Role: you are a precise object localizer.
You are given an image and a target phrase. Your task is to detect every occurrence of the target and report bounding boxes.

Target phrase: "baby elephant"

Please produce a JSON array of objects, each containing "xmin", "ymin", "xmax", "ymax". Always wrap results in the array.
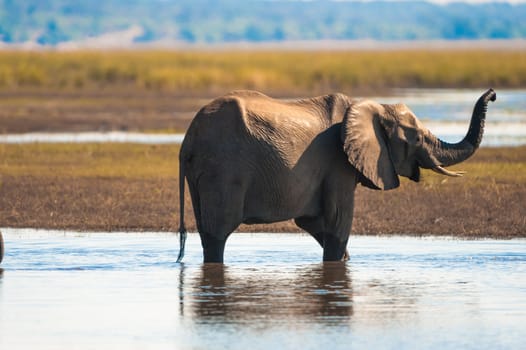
[{"xmin": 177, "ymin": 89, "xmax": 496, "ymax": 263}]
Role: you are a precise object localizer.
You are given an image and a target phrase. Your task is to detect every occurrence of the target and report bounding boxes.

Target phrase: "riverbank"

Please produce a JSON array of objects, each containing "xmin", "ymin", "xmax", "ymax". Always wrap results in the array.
[
  {"xmin": 0, "ymin": 143, "xmax": 524, "ymax": 238},
  {"xmin": 0, "ymin": 58, "xmax": 524, "ymax": 238},
  {"xmin": 2, "ymin": 88, "xmax": 526, "ymax": 147}
]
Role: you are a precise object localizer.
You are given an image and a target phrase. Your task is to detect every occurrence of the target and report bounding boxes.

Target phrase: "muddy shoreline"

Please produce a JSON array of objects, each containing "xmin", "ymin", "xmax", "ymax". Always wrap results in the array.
[
  {"xmin": 1, "ymin": 146, "xmax": 524, "ymax": 238},
  {"xmin": 1, "ymin": 175, "xmax": 524, "ymax": 238}
]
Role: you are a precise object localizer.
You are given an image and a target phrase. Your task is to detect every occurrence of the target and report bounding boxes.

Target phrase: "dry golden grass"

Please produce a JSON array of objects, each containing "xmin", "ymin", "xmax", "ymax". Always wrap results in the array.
[
  {"xmin": 0, "ymin": 143, "xmax": 180, "ymax": 178},
  {"xmin": 0, "ymin": 50, "xmax": 525, "ymax": 94}
]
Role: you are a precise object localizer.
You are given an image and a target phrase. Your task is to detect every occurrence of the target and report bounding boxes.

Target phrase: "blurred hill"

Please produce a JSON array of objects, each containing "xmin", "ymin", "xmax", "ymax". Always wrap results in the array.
[{"xmin": 1, "ymin": 0, "xmax": 525, "ymax": 47}]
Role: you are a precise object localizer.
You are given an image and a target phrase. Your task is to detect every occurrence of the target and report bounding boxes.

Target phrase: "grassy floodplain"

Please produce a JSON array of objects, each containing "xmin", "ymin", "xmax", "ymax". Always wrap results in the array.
[
  {"xmin": 0, "ymin": 49, "xmax": 525, "ymax": 237},
  {"xmin": 0, "ymin": 50, "xmax": 525, "ymax": 94},
  {"xmin": 0, "ymin": 143, "xmax": 524, "ymax": 237},
  {"xmin": 0, "ymin": 143, "xmax": 181, "ymax": 231}
]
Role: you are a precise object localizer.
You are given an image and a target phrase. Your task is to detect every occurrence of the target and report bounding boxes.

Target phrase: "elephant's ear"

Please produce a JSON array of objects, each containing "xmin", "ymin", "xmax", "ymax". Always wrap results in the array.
[{"xmin": 341, "ymin": 100, "xmax": 399, "ymax": 190}]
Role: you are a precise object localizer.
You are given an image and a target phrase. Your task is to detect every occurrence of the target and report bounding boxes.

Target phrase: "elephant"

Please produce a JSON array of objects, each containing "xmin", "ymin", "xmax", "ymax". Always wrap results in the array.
[{"xmin": 177, "ymin": 88, "xmax": 496, "ymax": 263}]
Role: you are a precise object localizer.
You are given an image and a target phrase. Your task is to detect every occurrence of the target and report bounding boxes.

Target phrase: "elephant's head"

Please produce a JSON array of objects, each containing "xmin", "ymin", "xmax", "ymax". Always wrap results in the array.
[{"xmin": 342, "ymin": 89, "xmax": 496, "ymax": 190}]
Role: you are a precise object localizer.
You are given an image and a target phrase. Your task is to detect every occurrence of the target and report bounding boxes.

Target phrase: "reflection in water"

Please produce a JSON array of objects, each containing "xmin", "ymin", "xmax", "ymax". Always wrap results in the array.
[
  {"xmin": 0, "ymin": 231, "xmax": 525, "ymax": 349},
  {"xmin": 178, "ymin": 263, "xmax": 186, "ymax": 317},
  {"xmin": 186, "ymin": 262, "xmax": 353, "ymax": 326}
]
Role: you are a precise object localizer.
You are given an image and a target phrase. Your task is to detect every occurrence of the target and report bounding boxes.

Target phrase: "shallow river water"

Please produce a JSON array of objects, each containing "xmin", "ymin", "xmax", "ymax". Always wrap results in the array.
[
  {"xmin": 0, "ymin": 229, "xmax": 525, "ymax": 350},
  {"xmin": 1, "ymin": 89, "xmax": 525, "ymax": 147}
]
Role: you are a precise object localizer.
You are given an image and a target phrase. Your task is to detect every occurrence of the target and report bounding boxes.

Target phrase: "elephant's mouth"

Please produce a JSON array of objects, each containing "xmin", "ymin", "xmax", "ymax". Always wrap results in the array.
[{"xmin": 417, "ymin": 149, "xmax": 467, "ymax": 178}]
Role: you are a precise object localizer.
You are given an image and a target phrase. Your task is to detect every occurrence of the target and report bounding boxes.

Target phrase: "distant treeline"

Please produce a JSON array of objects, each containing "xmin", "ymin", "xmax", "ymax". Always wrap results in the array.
[
  {"xmin": 1, "ymin": 0, "xmax": 526, "ymax": 45},
  {"xmin": 0, "ymin": 50, "xmax": 524, "ymax": 93}
]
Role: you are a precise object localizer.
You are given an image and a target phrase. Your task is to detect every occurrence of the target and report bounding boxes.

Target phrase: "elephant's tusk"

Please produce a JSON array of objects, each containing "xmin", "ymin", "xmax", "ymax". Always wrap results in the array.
[{"xmin": 432, "ymin": 166, "xmax": 466, "ymax": 177}]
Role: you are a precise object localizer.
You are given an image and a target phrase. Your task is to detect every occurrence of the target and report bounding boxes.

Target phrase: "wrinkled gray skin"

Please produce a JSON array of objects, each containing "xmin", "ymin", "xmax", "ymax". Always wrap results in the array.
[{"xmin": 178, "ymin": 89, "xmax": 496, "ymax": 263}]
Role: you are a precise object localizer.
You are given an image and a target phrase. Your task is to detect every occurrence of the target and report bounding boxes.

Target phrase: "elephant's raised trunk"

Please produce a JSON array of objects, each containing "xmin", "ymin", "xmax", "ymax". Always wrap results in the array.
[{"xmin": 425, "ymin": 89, "xmax": 496, "ymax": 172}]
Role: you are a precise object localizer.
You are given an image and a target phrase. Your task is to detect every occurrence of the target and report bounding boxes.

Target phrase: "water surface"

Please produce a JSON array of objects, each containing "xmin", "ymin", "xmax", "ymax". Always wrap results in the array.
[
  {"xmin": 1, "ymin": 229, "xmax": 525, "ymax": 349},
  {"xmin": 1, "ymin": 89, "xmax": 524, "ymax": 146}
]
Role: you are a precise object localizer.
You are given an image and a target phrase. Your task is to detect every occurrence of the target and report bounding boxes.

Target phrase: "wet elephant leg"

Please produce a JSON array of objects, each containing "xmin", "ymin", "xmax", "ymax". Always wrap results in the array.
[
  {"xmin": 195, "ymin": 173, "xmax": 246, "ymax": 263},
  {"xmin": 295, "ymin": 216, "xmax": 350, "ymax": 261},
  {"xmin": 322, "ymin": 234, "xmax": 349, "ymax": 261},
  {"xmin": 200, "ymin": 232, "xmax": 228, "ymax": 263},
  {"xmin": 294, "ymin": 216, "xmax": 325, "ymax": 248},
  {"xmin": 319, "ymin": 171, "xmax": 356, "ymax": 262}
]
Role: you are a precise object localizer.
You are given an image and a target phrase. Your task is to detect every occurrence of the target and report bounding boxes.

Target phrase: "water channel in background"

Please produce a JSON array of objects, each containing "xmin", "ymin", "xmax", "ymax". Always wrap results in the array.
[
  {"xmin": 0, "ymin": 229, "xmax": 525, "ymax": 349},
  {"xmin": 1, "ymin": 89, "xmax": 525, "ymax": 147}
]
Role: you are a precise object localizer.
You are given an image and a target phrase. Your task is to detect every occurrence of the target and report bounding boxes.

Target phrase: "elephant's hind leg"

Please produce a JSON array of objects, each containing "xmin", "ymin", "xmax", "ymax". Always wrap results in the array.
[
  {"xmin": 195, "ymin": 174, "xmax": 245, "ymax": 263},
  {"xmin": 198, "ymin": 207, "xmax": 242, "ymax": 263},
  {"xmin": 199, "ymin": 232, "xmax": 228, "ymax": 263}
]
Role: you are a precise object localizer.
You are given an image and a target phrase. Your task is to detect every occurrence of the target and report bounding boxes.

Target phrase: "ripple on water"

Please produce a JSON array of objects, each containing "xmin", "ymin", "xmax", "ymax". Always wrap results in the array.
[{"xmin": 0, "ymin": 229, "xmax": 525, "ymax": 350}]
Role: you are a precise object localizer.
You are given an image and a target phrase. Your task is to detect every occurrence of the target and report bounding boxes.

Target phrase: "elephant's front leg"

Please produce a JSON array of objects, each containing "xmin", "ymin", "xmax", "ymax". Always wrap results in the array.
[
  {"xmin": 295, "ymin": 216, "xmax": 350, "ymax": 261},
  {"xmin": 319, "ymin": 173, "xmax": 356, "ymax": 261},
  {"xmin": 321, "ymin": 211, "xmax": 353, "ymax": 261},
  {"xmin": 322, "ymin": 234, "xmax": 350, "ymax": 261}
]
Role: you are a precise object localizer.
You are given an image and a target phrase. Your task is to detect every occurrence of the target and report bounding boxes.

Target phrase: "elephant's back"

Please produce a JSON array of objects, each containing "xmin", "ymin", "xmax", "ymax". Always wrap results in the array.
[
  {"xmin": 182, "ymin": 93, "xmax": 250, "ymax": 148},
  {"xmin": 181, "ymin": 91, "xmax": 334, "ymax": 167},
  {"xmin": 180, "ymin": 93, "xmax": 257, "ymax": 173}
]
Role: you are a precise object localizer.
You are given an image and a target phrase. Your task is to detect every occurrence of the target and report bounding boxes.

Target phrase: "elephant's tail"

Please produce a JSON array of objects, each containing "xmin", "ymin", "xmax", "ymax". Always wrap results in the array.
[{"xmin": 176, "ymin": 156, "xmax": 187, "ymax": 263}]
